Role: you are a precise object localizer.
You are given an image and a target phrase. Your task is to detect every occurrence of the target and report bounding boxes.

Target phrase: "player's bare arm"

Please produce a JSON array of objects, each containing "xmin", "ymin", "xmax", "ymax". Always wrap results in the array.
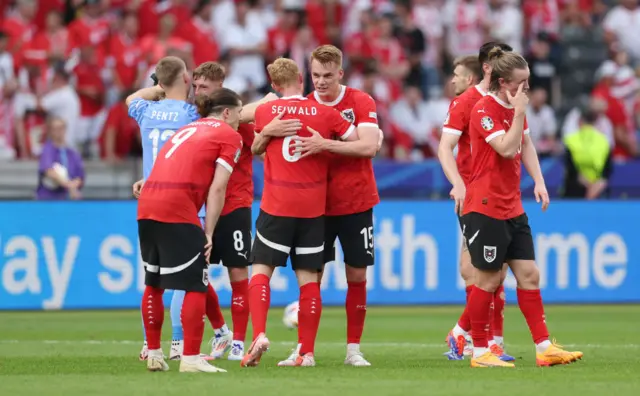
[
  {"xmin": 522, "ymin": 134, "xmax": 550, "ymax": 211},
  {"xmin": 239, "ymin": 92, "xmax": 279, "ymax": 123},
  {"xmin": 487, "ymin": 83, "xmax": 528, "ymax": 158},
  {"xmin": 251, "ymin": 112, "xmax": 301, "ymax": 155},
  {"xmin": 132, "ymin": 179, "xmax": 144, "ymax": 199},
  {"xmin": 294, "ymin": 125, "xmax": 377, "ymax": 158},
  {"xmin": 203, "ymin": 164, "xmax": 233, "ymax": 262},
  {"xmin": 438, "ymin": 133, "xmax": 466, "ymax": 214},
  {"xmin": 125, "ymin": 86, "xmax": 164, "ymax": 107}
]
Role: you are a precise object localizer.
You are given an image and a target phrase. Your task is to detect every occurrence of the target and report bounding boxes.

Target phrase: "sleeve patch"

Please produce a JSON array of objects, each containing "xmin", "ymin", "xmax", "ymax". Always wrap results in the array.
[{"xmin": 480, "ymin": 116, "xmax": 494, "ymax": 131}]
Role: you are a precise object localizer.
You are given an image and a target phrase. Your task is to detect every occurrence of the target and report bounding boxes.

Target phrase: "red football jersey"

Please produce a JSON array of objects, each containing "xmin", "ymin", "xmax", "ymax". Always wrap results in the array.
[
  {"xmin": 138, "ymin": 119, "xmax": 243, "ymax": 227},
  {"xmin": 463, "ymin": 94, "xmax": 530, "ymax": 220},
  {"xmin": 221, "ymin": 123, "xmax": 255, "ymax": 216},
  {"xmin": 308, "ymin": 85, "xmax": 380, "ymax": 216},
  {"xmin": 255, "ymin": 95, "xmax": 355, "ymax": 218},
  {"xmin": 442, "ymin": 84, "xmax": 487, "ymax": 185}
]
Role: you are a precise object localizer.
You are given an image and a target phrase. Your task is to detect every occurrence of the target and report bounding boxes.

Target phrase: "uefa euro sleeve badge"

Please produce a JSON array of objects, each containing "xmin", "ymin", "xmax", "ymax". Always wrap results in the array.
[{"xmin": 481, "ymin": 116, "xmax": 494, "ymax": 131}]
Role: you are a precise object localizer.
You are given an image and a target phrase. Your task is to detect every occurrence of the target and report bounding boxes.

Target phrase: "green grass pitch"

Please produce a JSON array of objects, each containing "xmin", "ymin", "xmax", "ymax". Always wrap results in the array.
[{"xmin": 1, "ymin": 305, "xmax": 639, "ymax": 395}]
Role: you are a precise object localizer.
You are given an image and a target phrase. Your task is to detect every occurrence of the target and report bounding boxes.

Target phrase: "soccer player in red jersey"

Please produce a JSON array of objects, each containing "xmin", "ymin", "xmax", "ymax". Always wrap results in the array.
[
  {"xmin": 279, "ymin": 45, "xmax": 381, "ymax": 367},
  {"xmin": 462, "ymin": 48, "xmax": 583, "ymax": 367},
  {"xmin": 242, "ymin": 58, "xmax": 359, "ymax": 368},
  {"xmin": 438, "ymin": 43, "xmax": 515, "ymax": 362},
  {"xmin": 190, "ymin": 62, "xmax": 300, "ymax": 360},
  {"xmin": 137, "ymin": 88, "xmax": 244, "ymax": 373}
]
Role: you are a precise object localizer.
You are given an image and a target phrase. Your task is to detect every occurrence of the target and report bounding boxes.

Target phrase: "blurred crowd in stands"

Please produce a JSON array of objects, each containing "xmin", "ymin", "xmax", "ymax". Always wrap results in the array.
[{"xmin": 0, "ymin": 0, "xmax": 639, "ymax": 165}]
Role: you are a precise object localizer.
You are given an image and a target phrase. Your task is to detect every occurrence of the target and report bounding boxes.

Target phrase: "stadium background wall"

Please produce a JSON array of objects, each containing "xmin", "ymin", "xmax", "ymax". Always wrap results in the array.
[{"xmin": 0, "ymin": 200, "xmax": 637, "ymax": 310}]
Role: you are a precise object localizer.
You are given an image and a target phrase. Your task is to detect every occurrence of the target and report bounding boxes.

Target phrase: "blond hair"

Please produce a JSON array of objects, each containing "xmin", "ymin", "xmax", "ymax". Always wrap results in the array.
[
  {"xmin": 193, "ymin": 62, "xmax": 226, "ymax": 82},
  {"xmin": 453, "ymin": 55, "xmax": 482, "ymax": 83},
  {"xmin": 310, "ymin": 45, "xmax": 343, "ymax": 67},
  {"xmin": 487, "ymin": 47, "xmax": 528, "ymax": 92},
  {"xmin": 266, "ymin": 58, "xmax": 300, "ymax": 87},
  {"xmin": 155, "ymin": 56, "xmax": 186, "ymax": 87}
]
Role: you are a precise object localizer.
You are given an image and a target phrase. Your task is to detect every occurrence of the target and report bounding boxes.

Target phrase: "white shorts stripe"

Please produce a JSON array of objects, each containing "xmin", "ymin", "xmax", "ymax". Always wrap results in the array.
[
  {"xmin": 256, "ymin": 230, "xmax": 291, "ymax": 254},
  {"xmin": 485, "ymin": 130, "xmax": 505, "ymax": 143},
  {"xmin": 145, "ymin": 263, "xmax": 159, "ymax": 273},
  {"xmin": 160, "ymin": 252, "xmax": 201, "ymax": 275},
  {"xmin": 295, "ymin": 243, "xmax": 324, "ymax": 255}
]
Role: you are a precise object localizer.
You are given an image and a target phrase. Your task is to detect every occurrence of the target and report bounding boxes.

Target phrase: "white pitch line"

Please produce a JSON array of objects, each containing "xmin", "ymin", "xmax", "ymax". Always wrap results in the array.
[{"xmin": 0, "ymin": 340, "xmax": 638, "ymax": 348}]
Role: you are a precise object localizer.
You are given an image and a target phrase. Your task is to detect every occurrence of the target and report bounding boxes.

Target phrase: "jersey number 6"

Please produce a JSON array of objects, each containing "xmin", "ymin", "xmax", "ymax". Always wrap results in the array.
[
  {"xmin": 282, "ymin": 135, "xmax": 302, "ymax": 163},
  {"xmin": 165, "ymin": 127, "xmax": 198, "ymax": 159}
]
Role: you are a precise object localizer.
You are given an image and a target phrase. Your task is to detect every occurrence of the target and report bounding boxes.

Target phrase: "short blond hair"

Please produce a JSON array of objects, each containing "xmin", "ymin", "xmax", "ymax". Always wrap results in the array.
[
  {"xmin": 266, "ymin": 58, "xmax": 300, "ymax": 87},
  {"xmin": 310, "ymin": 45, "xmax": 343, "ymax": 67},
  {"xmin": 193, "ymin": 62, "xmax": 226, "ymax": 82},
  {"xmin": 155, "ymin": 56, "xmax": 186, "ymax": 87}
]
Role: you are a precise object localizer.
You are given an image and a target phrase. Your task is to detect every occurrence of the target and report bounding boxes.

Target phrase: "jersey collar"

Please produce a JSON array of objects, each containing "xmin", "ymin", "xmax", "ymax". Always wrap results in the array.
[
  {"xmin": 313, "ymin": 85, "xmax": 346, "ymax": 106},
  {"xmin": 474, "ymin": 84, "xmax": 487, "ymax": 96},
  {"xmin": 281, "ymin": 95, "xmax": 306, "ymax": 100},
  {"xmin": 488, "ymin": 93, "xmax": 513, "ymax": 109}
]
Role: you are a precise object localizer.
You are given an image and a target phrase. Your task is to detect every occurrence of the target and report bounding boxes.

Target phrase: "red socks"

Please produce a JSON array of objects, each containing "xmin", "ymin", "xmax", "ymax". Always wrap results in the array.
[
  {"xmin": 299, "ymin": 282, "xmax": 322, "ymax": 355},
  {"xmin": 248, "ymin": 274, "xmax": 271, "ymax": 340},
  {"xmin": 346, "ymin": 281, "xmax": 367, "ymax": 344},
  {"xmin": 141, "ymin": 286, "xmax": 164, "ymax": 350},
  {"xmin": 493, "ymin": 285, "xmax": 505, "ymax": 337},
  {"xmin": 231, "ymin": 279, "xmax": 249, "ymax": 342},
  {"xmin": 205, "ymin": 284, "xmax": 226, "ymax": 329},
  {"xmin": 456, "ymin": 285, "xmax": 473, "ymax": 331},
  {"xmin": 517, "ymin": 288, "xmax": 549, "ymax": 344},
  {"xmin": 182, "ymin": 291, "xmax": 207, "ymax": 356},
  {"xmin": 468, "ymin": 286, "xmax": 493, "ymax": 348}
]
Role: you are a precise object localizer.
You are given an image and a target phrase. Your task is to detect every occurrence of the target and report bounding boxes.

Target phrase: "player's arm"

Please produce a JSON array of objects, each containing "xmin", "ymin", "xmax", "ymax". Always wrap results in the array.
[
  {"xmin": 311, "ymin": 123, "xmax": 378, "ymax": 157},
  {"xmin": 522, "ymin": 132, "xmax": 550, "ymax": 210},
  {"xmin": 240, "ymin": 92, "xmax": 278, "ymax": 123},
  {"xmin": 125, "ymin": 86, "xmax": 164, "ymax": 107},
  {"xmin": 250, "ymin": 111, "xmax": 300, "ymax": 155},
  {"xmin": 437, "ymin": 132, "xmax": 464, "ymax": 187},
  {"xmin": 486, "ymin": 83, "xmax": 529, "ymax": 158},
  {"xmin": 203, "ymin": 163, "xmax": 233, "ymax": 238}
]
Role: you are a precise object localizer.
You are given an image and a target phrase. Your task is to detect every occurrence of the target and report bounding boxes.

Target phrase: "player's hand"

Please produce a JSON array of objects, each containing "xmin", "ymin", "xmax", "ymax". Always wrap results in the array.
[
  {"xmin": 262, "ymin": 92, "xmax": 279, "ymax": 102},
  {"xmin": 506, "ymin": 82, "xmax": 529, "ymax": 113},
  {"xmin": 450, "ymin": 182, "xmax": 466, "ymax": 215},
  {"xmin": 263, "ymin": 111, "xmax": 301, "ymax": 137},
  {"xmin": 68, "ymin": 187, "xmax": 82, "ymax": 200},
  {"xmin": 132, "ymin": 179, "xmax": 144, "ymax": 199},
  {"xmin": 534, "ymin": 183, "xmax": 550, "ymax": 211},
  {"xmin": 294, "ymin": 126, "xmax": 325, "ymax": 158},
  {"xmin": 204, "ymin": 234, "xmax": 213, "ymax": 264}
]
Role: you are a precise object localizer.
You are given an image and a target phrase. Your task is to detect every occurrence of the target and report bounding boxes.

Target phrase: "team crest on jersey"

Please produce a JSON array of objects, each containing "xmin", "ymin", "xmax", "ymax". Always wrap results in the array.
[
  {"xmin": 341, "ymin": 109, "xmax": 355, "ymax": 123},
  {"xmin": 484, "ymin": 246, "xmax": 497, "ymax": 263},
  {"xmin": 480, "ymin": 116, "xmax": 494, "ymax": 131},
  {"xmin": 234, "ymin": 148, "xmax": 241, "ymax": 163}
]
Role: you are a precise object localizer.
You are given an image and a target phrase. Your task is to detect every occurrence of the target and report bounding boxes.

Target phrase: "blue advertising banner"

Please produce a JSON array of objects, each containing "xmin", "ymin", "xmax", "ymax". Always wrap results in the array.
[{"xmin": 0, "ymin": 200, "xmax": 637, "ymax": 310}]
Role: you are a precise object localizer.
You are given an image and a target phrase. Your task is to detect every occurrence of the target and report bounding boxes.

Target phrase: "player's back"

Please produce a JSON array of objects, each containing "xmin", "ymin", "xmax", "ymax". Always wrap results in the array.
[
  {"xmin": 465, "ymin": 95, "xmax": 525, "ymax": 219},
  {"xmin": 308, "ymin": 86, "xmax": 379, "ymax": 216},
  {"xmin": 255, "ymin": 96, "xmax": 354, "ymax": 218},
  {"xmin": 222, "ymin": 122, "xmax": 254, "ymax": 216},
  {"xmin": 442, "ymin": 85, "xmax": 486, "ymax": 185},
  {"xmin": 138, "ymin": 119, "xmax": 242, "ymax": 226},
  {"xmin": 128, "ymin": 98, "xmax": 200, "ymax": 179}
]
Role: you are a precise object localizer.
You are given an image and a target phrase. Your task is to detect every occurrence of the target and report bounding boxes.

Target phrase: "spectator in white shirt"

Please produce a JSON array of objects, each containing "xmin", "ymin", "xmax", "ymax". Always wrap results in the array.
[
  {"xmin": 224, "ymin": 1, "xmax": 268, "ymax": 92},
  {"xmin": 526, "ymin": 87, "xmax": 559, "ymax": 157},
  {"xmin": 487, "ymin": 0, "xmax": 523, "ymax": 53},
  {"xmin": 390, "ymin": 84, "xmax": 437, "ymax": 160},
  {"xmin": 0, "ymin": 31, "xmax": 15, "ymax": 91},
  {"xmin": 442, "ymin": 0, "xmax": 488, "ymax": 58},
  {"xmin": 603, "ymin": 0, "xmax": 640, "ymax": 65}
]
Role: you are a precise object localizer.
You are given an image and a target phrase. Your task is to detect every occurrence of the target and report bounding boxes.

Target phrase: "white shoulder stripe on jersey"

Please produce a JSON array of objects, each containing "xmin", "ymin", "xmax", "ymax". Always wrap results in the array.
[
  {"xmin": 486, "ymin": 130, "xmax": 506, "ymax": 143},
  {"xmin": 357, "ymin": 122, "xmax": 378, "ymax": 128},
  {"xmin": 442, "ymin": 127, "xmax": 462, "ymax": 136},
  {"xmin": 216, "ymin": 158, "xmax": 234, "ymax": 173}
]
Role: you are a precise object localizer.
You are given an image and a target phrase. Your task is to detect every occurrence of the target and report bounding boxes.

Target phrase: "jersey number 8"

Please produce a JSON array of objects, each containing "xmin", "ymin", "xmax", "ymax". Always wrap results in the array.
[{"xmin": 165, "ymin": 127, "xmax": 198, "ymax": 159}]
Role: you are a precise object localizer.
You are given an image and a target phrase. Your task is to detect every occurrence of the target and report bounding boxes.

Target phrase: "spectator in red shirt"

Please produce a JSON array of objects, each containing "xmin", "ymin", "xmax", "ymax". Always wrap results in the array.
[
  {"xmin": 267, "ymin": 6, "xmax": 301, "ymax": 60},
  {"xmin": 108, "ymin": 13, "xmax": 143, "ymax": 93},
  {"xmin": 139, "ymin": 14, "xmax": 192, "ymax": 67},
  {"xmin": 73, "ymin": 43, "xmax": 107, "ymax": 158},
  {"xmin": 99, "ymin": 91, "xmax": 141, "ymax": 163},
  {"xmin": 174, "ymin": 0, "xmax": 220, "ymax": 67},
  {"xmin": 22, "ymin": 10, "xmax": 69, "ymax": 71},
  {"xmin": 67, "ymin": 0, "xmax": 110, "ymax": 58},
  {"xmin": 2, "ymin": 0, "xmax": 37, "ymax": 70}
]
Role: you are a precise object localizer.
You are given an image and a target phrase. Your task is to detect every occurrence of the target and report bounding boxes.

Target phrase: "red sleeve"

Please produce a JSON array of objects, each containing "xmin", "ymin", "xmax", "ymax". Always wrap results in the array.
[
  {"xmin": 472, "ymin": 105, "xmax": 506, "ymax": 143},
  {"xmin": 216, "ymin": 128, "xmax": 243, "ymax": 173},
  {"xmin": 240, "ymin": 124, "xmax": 255, "ymax": 147},
  {"xmin": 354, "ymin": 93, "xmax": 379, "ymax": 128},
  {"xmin": 328, "ymin": 108, "xmax": 356, "ymax": 140},
  {"xmin": 442, "ymin": 98, "xmax": 467, "ymax": 136},
  {"xmin": 608, "ymin": 99, "xmax": 627, "ymax": 128},
  {"xmin": 253, "ymin": 106, "xmax": 266, "ymax": 134}
]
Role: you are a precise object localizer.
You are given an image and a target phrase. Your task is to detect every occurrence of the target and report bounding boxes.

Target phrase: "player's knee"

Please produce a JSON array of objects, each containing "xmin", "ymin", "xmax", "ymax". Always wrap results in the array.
[
  {"xmin": 345, "ymin": 264, "xmax": 366, "ymax": 283},
  {"xmin": 474, "ymin": 269, "xmax": 502, "ymax": 292},
  {"xmin": 228, "ymin": 267, "xmax": 249, "ymax": 282},
  {"xmin": 251, "ymin": 264, "xmax": 274, "ymax": 279},
  {"xmin": 296, "ymin": 269, "xmax": 320, "ymax": 287}
]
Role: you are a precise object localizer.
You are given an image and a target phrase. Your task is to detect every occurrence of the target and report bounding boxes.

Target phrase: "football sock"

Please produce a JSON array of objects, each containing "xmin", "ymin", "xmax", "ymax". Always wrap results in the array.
[
  {"xmin": 205, "ymin": 284, "xmax": 226, "ymax": 330},
  {"xmin": 170, "ymin": 290, "xmax": 185, "ymax": 341},
  {"xmin": 487, "ymin": 296, "xmax": 495, "ymax": 345},
  {"xmin": 346, "ymin": 281, "xmax": 367, "ymax": 344},
  {"xmin": 299, "ymin": 282, "xmax": 322, "ymax": 355},
  {"xmin": 141, "ymin": 286, "xmax": 165, "ymax": 350},
  {"xmin": 516, "ymin": 288, "xmax": 550, "ymax": 345},
  {"xmin": 181, "ymin": 291, "xmax": 207, "ymax": 356},
  {"xmin": 468, "ymin": 286, "xmax": 493, "ymax": 350},
  {"xmin": 536, "ymin": 340, "xmax": 552, "ymax": 354},
  {"xmin": 493, "ymin": 285, "xmax": 505, "ymax": 338},
  {"xmin": 231, "ymin": 279, "xmax": 250, "ymax": 342},
  {"xmin": 248, "ymin": 274, "xmax": 271, "ymax": 340},
  {"xmin": 455, "ymin": 285, "xmax": 473, "ymax": 332},
  {"xmin": 141, "ymin": 313, "xmax": 146, "ymax": 341}
]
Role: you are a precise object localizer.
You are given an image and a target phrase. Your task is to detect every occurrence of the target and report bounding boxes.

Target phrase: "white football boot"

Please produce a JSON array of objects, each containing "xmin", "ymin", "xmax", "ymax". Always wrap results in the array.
[
  {"xmin": 344, "ymin": 344, "xmax": 371, "ymax": 366},
  {"xmin": 169, "ymin": 340, "xmax": 183, "ymax": 360},
  {"xmin": 180, "ymin": 355, "xmax": 227, "ymax": 373},
  {"xmin": 146, "ymin": 349, "xmax": 169, "ymax": 372},
  {"xmin": 294, "ymin": 353, "xmax": 316, "ymax": 367},
  {"xmin": 227, "ymin": 341, "xmax": 245, "ymax": 361},
  {"xmin": 139, "ymin": 341, "xmax": 148, "ymax": 361},
  {"xmin": 211, "ymin": 332, "xmax": 233, "ymax": 359},
  {"xmin": 277, "ymin": 344, "xmax": 301, "ymax": 367}
]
